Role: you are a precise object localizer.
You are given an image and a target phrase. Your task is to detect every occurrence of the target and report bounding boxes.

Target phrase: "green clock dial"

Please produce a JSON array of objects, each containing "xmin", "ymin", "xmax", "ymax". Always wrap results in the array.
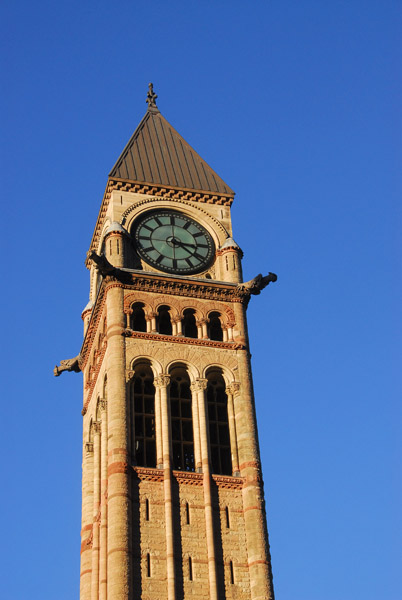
[{"xmin": 132, "ymin": 210, "xmax": 215, "ymax": 274}]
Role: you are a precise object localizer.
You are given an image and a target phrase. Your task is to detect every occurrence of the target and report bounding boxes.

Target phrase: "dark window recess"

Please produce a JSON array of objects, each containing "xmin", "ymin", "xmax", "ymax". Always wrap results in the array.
[
  {"xmin": 145, "ymin": 498, "xmax": 150, "ymax": 521},
  {"xmin": 146, "ymin": 553, "xmax": 151, "ymax": 577},
  {"xmin": 229, "ymin": 560, "xmax": 234, "ymax": 584},
  {"xmin": 157, "ymin": 305, "xmax": 172, "ymax": 335},
  {"xmin": 182, "ymin": 309, "xmax": 198, "ymax": 338},
  {"xmin": 225, "ymin": 506, "xmax": 230, "ymax": 528},
  {"xmin": 132, "ymin": 368, "xmax": 156, "ymax": 468},
  {"xmin": 207, "ymin": 374, "xmax": 232, "ymax": 475},
  {"xmin": 208, "ymin": 312, "xmax": 223, "ymax": 341},
  {"xmin": 186, "ymin": 502, "xmax": 190, "ymax": 525},
  {"xmin": 170, "ymin": 374, "xmax": 194, "ymax": 471},
  {"xmin": 131, "ymin": 303, "xmax": 147, "ymax": 332},
  {"xmin": 189, "ymin": 556, "xmax": 193, "ymax": 581}
]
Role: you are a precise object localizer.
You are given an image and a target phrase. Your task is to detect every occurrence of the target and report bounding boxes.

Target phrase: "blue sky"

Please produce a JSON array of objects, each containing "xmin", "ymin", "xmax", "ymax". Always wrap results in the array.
[{"xmin": 1, "ymin": 1, "xmax": 400, "ymax": 599}]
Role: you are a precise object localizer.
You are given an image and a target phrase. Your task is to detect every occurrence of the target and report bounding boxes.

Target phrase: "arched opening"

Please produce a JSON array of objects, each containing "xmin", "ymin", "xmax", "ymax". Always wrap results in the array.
[
  {"xmin": 157, "ymin": 305, "xmax": 172, "ymax": 335},
  {"xmin": 131, "ymin": 365, "xmax": 156, "ymax": 468},
  {"xmin": 131, "ymin": 302, "xmax": 147, "ymax": 332},
  {"xmin": 208, "ymin": 312, "xmax": 223, "ymax": 341},
  {"xmin": 170, "ymin": 367, "xmax": 194, "ymax": 471},
  {"xmin": 206, "ymin": 370, "xmax": 232, "ymax": 475},
  {"xmin": 182, "ymin": 309, "xmax": 197, "ymax": 338}
]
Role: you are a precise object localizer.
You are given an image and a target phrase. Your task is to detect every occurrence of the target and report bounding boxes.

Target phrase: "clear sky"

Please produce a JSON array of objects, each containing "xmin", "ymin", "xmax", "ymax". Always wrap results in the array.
[{"xmin": 1, "ymin": 1, "xmax": 400, "ymax": 599}]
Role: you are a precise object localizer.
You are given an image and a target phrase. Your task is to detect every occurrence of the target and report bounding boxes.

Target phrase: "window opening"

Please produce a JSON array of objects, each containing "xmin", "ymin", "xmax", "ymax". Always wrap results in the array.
[
  {"xmin": 157, "ymin": 305, "xmax": 172, "ymax": 335},
  {"xmin": 109, "ymin": 240, "xmax": 112, "ymax": 255},
  {"xmin": 145, "ymin": 498, "xmax": 150, "ymax": 521},
  {"xmin": 146, "ymin": 553, "xmax": 151, "ymax": 577},
  {"xmin": 229, "ymin": 560, "xmax": 234, "ymax": 584},
  {"xmin": 117, "ymin": 239, "xmax": 120, "ymax": 255},
  {"xmin": 225, "ymin": 506, "xmax": 230, "ymax": 528},
  {"xmin": 132, "ymin": 368, "xmax": 156, "ymax": 467},
  {"xmin": 170, "ymin": 372, "xmax": 194, "ymax": 471},
  {"xmin": 131, "ymin": 302, "xmax": 147, "ymax": 332},
  {"xmin": 207, "ymin": 373, "xmax": 232, "ymax": 475},
  {"xmin": 188, "ymin": 556, "xmax": 193, "ymax": 581},
  {"xmin": 182, "ymin": 309, "xmax": 197, "ymax": 338},
  {"xmin": 208, "ymin": 312, "xmax": 223, "ymax": 341},
  {"xmin": 186, "ymin": 502, "xmax": 190, "ymax": 525}
]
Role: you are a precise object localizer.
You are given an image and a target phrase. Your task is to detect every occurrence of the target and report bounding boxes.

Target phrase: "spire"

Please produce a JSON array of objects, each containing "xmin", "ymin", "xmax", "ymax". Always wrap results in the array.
[
  {"xmin": 146, "ymin": 82, "xmax": 158, "ymax": 112},
  {"xmin": 109, "ymin": 87, "xmax": 234, "ymax": 195}
]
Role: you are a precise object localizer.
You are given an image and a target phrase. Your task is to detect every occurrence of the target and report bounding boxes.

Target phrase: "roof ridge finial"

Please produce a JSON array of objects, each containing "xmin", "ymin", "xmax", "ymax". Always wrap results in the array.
[{"xmin": 146, "ymin": 82, "xmax": 158, "ymax": 111}]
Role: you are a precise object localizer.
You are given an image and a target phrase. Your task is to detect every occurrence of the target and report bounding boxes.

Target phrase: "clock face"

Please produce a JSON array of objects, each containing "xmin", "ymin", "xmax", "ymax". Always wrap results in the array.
[{"xmin": 132, "ymin": 210, "xmax": 215, "ymax": 275}]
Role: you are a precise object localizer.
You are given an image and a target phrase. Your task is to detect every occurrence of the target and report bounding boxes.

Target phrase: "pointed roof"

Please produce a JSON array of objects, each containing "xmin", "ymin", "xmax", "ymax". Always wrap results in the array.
[{"xmin": 109, "ymin": 91, "xmax": 234, "ymax": 196}]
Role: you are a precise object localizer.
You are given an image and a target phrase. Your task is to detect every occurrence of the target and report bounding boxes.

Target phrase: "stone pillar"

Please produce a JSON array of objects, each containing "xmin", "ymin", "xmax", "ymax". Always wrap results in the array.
[
  {"xmin": 154, "ymin": 384, "xmax": 163, "ymax": 469},
  {"xmin": 201, "ymin": 320, "xmax": 208, "ymax": 339},
  {"xmin": 80, "ymin": 438, "xmax": 94, "ymax": 600},
  {"xmin": 191, "ymin": 386, "xmax": 202, "ymax": 472},
  {"xmin": 99, "ymin": 400, "xmax": 108, "ymax": 600},
  {"xmin": 226, "ymin": 383, "xmax": 240, "ymax": 476},
  {"xmin": 192, "ymin": 379, "xmax": 219, "ymax": 600},
  {"xmin": 155, "ymin": 375, "xmax": 176, "ymax": 600},
  {"xmin": 176, "ymin": 318, "xmax": 183, "ymax": 336},
  {"xmin": 106, "ymin": 285, "xmax": 130, "ymax": 600},
  {"xmin": 236, "ymin": 349, "xmax": 274, "ymax": 600},
  {"xmin": 91, "ymin": 422, "xmax": 101, "ymax": 600}
]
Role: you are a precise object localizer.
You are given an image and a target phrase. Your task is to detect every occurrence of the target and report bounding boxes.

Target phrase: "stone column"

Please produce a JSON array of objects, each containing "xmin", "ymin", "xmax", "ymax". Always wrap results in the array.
[
  {"xmin": 154, "ymin": 384, "xmax": 163, "ymax": 469},
  {"xmin": 91, "ymin": 422, "xmax": 101, "ymax": 600},
  {"xmin": 80, "ymin": 438, "xmax": 94, "ymax": 600},
  {"xmin": 99, "ymin": 400, "xmax": 108, "ymax": 600},
  {"xmin": 190, "ymin": 385, "xmax": 202, "ymax": 472},
  {"xmin": 106, "ymin": 285, "xmax": 130, "ymax": 600},
  {"xmin": 192, "ymin": 379, "xmax": 219, "ymax": 600},
  {"xmin": 155, "ymin": 375, "xmax": 176, "ymax": 600},
  {"xmin": 226, "ymin": 383, "xmax": 240, "ymax": 476},
  {"xmin": 236, "ymin": 348, "xmax": 274, "ymax": 600}
]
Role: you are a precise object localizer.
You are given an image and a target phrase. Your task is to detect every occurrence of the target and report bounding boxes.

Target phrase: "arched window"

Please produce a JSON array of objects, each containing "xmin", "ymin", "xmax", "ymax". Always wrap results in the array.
[
  {"xmin": 131, "ymin": 366, "xmax": 156, "ymax": 467},
  {"xmin": 208, "ymin": 312, "xmax": 223, "ymax": 341},
  {"xmin": 157, "ymin": 305, "xmax": 172, "ymax": 335},
  {"xmin": 182, "ymin": 309, "xmax": 197, "ymax": 338},
  {"xmin": 170, "ymin": 369, "xmax": 194, "ymax": 471},
  {"xmin": 207, "ymin": 372, "xmax": 231, "ymax": 475},
  {"xmin": 103, "ymin": 375, "xmax": 107, "ymax": 400},
  {"xmin": 131, "ymin": 302, "xmax": 147, "ymax": 332}
]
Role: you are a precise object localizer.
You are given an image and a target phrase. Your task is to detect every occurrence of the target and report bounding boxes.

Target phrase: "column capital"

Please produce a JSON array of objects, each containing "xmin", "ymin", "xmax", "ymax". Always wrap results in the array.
[
  {"xmin": 154, "ymin": 374, "xmax": 171, "ymax": 388},
  {"xmin": 92, "ymin": 421, "xmax": 101, "ymax": 435},
  {"xmin": 191, "ymin": 378, "xmax": 208, "ymax": 392},
  {"xmin": 99, "ymin": 399, "xmax": 107, "ymax": 413},
  {"xmin": 226, "ymin": 382, "xmax": 241, "ymax": 395},
  {"xmin": 85, "ymin": 442, "xmax": 94, "ymax": 453}
]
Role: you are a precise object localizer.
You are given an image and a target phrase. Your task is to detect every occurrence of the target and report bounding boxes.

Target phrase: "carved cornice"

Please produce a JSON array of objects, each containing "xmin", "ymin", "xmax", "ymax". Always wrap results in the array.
[
  {"xmin": 212, "ymin": 474, "xmax": 244, "ymax": 489},
  {"xmin": 173, "ymin": 471, "xmax": 204, "ymax": 486},
  {"xmin": 123, "ymin": 329, "xmax": 244, "ymax": 350},
  {"xmin": 123, "ymin": 272, "xmax": 243, "ymax": 303},
  {"xmin": 133, "ymin": 467, "xmax": 164, "ymax": 482}
]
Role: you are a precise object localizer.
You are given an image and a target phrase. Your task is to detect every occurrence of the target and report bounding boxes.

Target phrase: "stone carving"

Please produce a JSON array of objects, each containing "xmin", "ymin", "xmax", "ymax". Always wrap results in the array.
[
  {"xmin": 54, "ymin": 355, "xmax": 81, "ymax": 376},
  {"xmin": 190, "ymin": 379, "xmax": 208, "ymax": 392},
  {"xmin": 237, "ymin": 273, "xmax": 277, "ymax": 296},
  {"xmin": 146, "ymin": 82, "xmax": 158, "ymax": 109},
  {"xmin": 154, "ymin": 375, "xmax": 171, "ymax": 387},
  {"xmin": 87, "ymin": 250, "xmax": 118, "ymax": 278}
]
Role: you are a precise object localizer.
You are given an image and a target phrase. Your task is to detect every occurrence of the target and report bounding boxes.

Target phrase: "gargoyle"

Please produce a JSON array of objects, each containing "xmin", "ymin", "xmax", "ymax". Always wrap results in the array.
[
  {"xmin": 87, "ymin": 250, "xmax": 117, "ymax": 277},
  {"xmin": 54, "ymin": 355, "xmax": 81, "ymax": 377},
  {"xmin": 237, "ymin": 272, "xmax": 277, "ymax": 295}
]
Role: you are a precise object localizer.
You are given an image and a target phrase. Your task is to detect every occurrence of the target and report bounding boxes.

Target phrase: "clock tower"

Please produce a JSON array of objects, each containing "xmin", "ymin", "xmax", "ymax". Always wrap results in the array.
[{"xmin": 56, "ymin": 84, "xmax": 276, "ymax": 600}]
